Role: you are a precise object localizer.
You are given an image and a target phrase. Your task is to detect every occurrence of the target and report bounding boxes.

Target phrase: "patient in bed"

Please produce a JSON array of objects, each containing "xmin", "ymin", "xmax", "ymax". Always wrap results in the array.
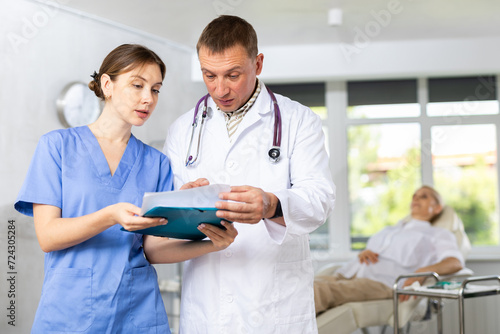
[{"xmin": 315, "ymin": 186, "xmax": 464, "ymax": 315}]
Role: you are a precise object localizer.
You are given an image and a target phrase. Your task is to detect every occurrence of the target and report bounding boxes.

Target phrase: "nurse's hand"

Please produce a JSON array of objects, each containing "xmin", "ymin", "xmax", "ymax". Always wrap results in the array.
[
  {"xmin": 198, "ymin": 221, "xmax": 238, "ymax": 250},
  {"xmin": 215, "ymin": 186, "xmax": 282, "ymax": 225},
  {"xmin": 180, "ymin": 178, "xmax": 210, "ymax": 190},
  {"xmin": 110, "ymin": 202, "xmax": 167, "ymax": 231}
]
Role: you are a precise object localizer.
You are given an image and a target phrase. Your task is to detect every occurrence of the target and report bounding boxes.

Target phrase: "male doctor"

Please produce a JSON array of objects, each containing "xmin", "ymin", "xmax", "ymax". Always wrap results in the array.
[{"xmin": 164, "ymin": 15, "xmax": 335, "ymax": 333}]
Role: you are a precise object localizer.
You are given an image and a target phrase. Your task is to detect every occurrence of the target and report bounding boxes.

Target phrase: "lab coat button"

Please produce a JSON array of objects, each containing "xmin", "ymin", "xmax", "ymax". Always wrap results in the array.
[
  {"xmin": 226, "ymin": 295, "xmax": 233, "ymax": 303},
  {"xmin": 224, "ymin": 250, "xmax": 232, "ymax": 257}
]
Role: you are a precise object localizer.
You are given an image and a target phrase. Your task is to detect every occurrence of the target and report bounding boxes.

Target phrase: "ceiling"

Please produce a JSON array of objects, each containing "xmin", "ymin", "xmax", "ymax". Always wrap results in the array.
[{"xmin": 55, "ymin": 0, "xmax": 500, "ymax": 49}]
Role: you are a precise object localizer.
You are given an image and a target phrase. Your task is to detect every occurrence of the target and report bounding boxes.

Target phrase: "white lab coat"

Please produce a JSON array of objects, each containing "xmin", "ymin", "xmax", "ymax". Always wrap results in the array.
[{"xmin": 164, "ymin": 82, "xmax": 336, "ymax": 334}]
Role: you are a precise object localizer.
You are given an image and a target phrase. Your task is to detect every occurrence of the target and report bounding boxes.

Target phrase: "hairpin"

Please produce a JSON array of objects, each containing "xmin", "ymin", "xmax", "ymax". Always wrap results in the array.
[{"xmin": 90, "ymin": 71, "xmax": 99, "ymax": 82}]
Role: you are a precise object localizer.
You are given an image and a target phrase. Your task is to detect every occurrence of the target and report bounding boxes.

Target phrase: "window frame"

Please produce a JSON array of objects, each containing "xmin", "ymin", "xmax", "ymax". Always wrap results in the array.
[{"xmin": 322, "ymin": 77, "xmax": 500, "ymax": 261}]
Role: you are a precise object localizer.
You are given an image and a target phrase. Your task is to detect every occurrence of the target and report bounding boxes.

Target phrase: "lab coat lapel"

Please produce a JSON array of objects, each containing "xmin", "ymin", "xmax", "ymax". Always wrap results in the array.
[
  {"xmin": 203, "ymin": 100, "xmax": 232, "ymax": 151},
  {"xmin": 226, "ymin": 83, "xmax": 273, "ymax": 146}
]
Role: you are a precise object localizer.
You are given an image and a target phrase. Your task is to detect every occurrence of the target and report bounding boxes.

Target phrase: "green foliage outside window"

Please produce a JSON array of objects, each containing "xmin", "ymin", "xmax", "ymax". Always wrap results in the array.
[
  {"xmin": 435, "ymin": 160, "xmax": 499, "ymax": 246},
  {"xmin": 348, "ymin": 124, "xmax": 498, "ymax": 249}
]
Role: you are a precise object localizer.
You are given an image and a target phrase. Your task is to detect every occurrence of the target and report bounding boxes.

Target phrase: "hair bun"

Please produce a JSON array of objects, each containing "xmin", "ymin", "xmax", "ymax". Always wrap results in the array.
[{"xmin": 88, "ymin": 79, "xmax": 103, "ymax": 99}]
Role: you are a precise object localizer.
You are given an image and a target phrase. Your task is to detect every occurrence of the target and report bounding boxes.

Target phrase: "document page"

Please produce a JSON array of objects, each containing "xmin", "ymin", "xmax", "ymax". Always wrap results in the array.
[{"xmin": 140, "ymin": 184, "xmax": 230, "ymax": 215}]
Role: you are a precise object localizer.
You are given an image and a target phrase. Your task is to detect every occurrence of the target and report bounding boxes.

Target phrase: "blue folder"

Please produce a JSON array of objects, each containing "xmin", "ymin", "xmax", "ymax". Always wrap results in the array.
[{"xmin": 121, "ymin": 207, "xmax": 229, "ymax": 240}]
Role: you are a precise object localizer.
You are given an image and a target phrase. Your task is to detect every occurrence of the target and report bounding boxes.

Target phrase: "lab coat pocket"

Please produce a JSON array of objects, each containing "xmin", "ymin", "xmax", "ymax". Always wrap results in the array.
[
  {"xmin": 274, "ymin": 260, "xmax": 316, "ymax": 333},
  {"xmin": 129, "ymin": 266, "xmax": 169, "ymax": 328},
  {"xmin": 41, "ymin": 267, "xmax": 93, "ymax": 331},
  {"xmin": 260, "ymin": 156, "xmax": 290, "ymax": 192}
]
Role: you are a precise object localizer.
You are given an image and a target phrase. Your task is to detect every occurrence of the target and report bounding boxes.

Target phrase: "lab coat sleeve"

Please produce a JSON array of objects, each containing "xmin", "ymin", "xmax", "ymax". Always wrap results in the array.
[
  {"xmin": 163, "ymin": 115, "xmax": 188, "ymax": 191},
  {"xmin": 263, "ymin": 102, "xmax": 335, "ymax": 244}
]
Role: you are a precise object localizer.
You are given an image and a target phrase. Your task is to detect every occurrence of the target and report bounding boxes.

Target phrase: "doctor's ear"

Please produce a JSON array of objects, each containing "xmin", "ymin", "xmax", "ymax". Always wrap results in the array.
[{"xmin": 255, "ymin": 53, "xmax": 264, "ymax": 76}]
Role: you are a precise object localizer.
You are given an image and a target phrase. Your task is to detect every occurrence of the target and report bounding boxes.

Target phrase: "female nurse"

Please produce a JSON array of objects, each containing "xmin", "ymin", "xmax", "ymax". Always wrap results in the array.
[{"xmin": 15, "ymin": 44, "xmax": 237, "ymax": 334}]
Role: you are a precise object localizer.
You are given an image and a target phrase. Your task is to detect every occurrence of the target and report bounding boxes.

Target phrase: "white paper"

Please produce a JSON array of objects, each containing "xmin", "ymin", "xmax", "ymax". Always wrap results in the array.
[{"xmin": 140, "ymin": 184, "xmax": 231, "ymax": 215}]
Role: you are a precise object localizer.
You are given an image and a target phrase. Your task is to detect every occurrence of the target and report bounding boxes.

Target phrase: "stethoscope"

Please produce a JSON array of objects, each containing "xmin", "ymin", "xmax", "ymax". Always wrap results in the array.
[{"xmin": 185, "ymin": 86, "xmax": 282, "ymax": 166}]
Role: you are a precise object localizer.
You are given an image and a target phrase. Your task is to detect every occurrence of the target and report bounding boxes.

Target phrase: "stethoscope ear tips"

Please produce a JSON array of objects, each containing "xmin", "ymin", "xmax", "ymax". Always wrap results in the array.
[{"xmin": 268, "ymin": 147, "xmax": 280, "ymax": 163}]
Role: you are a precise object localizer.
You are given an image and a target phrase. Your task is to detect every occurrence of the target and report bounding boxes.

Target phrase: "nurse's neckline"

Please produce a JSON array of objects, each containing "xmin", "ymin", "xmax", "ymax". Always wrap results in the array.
[{"xmin": 87, "ymin": 124, "xmax": 131, "ymax": 145}]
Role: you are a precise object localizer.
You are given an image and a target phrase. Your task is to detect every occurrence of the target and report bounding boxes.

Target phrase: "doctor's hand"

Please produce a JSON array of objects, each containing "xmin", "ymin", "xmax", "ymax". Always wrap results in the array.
[
  {"xmin": 215, "ymin": 186, "xmax": 280, "ymax": 224},
  {"xmin": 109, "ymin": 202, "xmax": 167, "ymax": 231},
  {"xmin": 358, "ymin": 249, "xmax": 379, "ymax": 264},
  {"xmin": 198, "ymin": 221, "xmax": 238, "ymax": 251},
  {"xmin": 180, "ymin": 178, "xmax": 210, "ymax": 190}
]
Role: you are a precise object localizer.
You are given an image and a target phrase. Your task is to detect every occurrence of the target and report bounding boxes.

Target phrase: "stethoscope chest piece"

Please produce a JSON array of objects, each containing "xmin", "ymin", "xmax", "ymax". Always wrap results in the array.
[{"xmin": 268, "ymin": 146, "xmax": 280, "ymax": 163}]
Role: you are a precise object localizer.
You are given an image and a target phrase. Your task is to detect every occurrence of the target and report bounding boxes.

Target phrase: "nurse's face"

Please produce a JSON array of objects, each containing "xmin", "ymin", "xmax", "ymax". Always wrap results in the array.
[
  {"xmin": 105, "ymin": 62, "xmax": 163, "ymax": 126},
  {"xmin": 199, "ymin": 44, "xmax": 263, "ymax": 112},
  {"xmin": 410, "ymin": 187, "xmax": 442, "ymax": 221}
]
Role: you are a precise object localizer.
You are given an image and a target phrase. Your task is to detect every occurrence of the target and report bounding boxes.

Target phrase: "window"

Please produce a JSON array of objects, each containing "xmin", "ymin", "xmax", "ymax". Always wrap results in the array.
[
  {"xmin": 348, "ymin": 80, "xmax": 419, "ymax": 119},
  {"xmin": 346, "ymin": 80, "xmax": 421, "ymax": 249},
  {"xmin": 269, "ymin": 77, "xmax": 500, "ymax": 255},
  {"xmin": 432, "ymin": 124, "xmax": 498, "ymax": 246},
  {"xmin": 332, "ymin": 76, "xmax": 500, "ymax": 253},
  {"xmin": 348, "ymin": 123, "xmax": 421, "ymax": 249},
  {"xmin": 427, "ymin": 76, "xmax": 499, "ymax": 247}
]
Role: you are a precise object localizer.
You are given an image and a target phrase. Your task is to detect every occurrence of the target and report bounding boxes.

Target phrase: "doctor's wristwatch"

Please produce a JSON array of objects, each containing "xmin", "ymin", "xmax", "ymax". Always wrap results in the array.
[{"xmin": 269, "ymin": 200, "xmax": 283, "ymax": 219}]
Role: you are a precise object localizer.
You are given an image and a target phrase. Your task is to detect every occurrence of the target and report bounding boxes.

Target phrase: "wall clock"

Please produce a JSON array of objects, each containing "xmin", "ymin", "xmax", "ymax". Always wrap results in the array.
[{"xmin": 56, "ymin": 82, "xmax": 101, "ymax": 128}]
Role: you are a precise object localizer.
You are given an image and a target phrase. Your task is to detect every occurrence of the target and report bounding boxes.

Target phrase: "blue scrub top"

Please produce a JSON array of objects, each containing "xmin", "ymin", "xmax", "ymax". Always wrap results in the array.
[{"xmin": 15, "ymin": 126, "xmax": 173, "ymax": 334}]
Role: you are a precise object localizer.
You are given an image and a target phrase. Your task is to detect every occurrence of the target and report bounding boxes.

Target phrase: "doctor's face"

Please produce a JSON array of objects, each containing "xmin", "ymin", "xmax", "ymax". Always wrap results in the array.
[
  {"xmin": 199, "ymin": 44, "xmax": 263, "ymax": 112},
  {"xmin": 104, "ymin": 62, "xmax": 163, "ymax": 126}
]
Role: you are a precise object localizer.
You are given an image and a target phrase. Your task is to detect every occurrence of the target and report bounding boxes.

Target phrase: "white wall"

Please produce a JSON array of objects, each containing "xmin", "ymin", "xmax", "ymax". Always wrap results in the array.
[
  {"xmin": 0, "ymin": 0, "xmax": 204, "ymax": 332},
  {"xmin": 260, "ymin": 37, "xmax": 500, "ymax": 82},
  {"xmin": 193, "ymin": 37, "xmax": 500, "ymax": 83}
]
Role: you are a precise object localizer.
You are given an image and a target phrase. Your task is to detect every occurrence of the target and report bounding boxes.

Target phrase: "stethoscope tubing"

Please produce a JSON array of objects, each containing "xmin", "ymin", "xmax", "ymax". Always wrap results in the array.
[
  {"xmin": 185, "ymin": 88, "xmax": 281, "ymax": 166},
  {"xmin": 185, "ymin": 94, "xmax": 210, "ymax": 166},
  {"xmin": 268, "ymin": 86, "xmax": 282, "ymax": 149}
]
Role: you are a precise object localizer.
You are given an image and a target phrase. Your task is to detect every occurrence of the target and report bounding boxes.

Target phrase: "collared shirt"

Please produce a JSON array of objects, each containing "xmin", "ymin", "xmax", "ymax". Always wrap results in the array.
[{"xmin": 219, "ymin": 79, "xmax": 262, "ymax": 140}]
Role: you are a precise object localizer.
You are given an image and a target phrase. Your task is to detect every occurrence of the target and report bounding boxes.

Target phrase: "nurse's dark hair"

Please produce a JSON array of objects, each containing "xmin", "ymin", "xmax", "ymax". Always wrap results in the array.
[
  {"xmin": 88, "ymin": 44, "xmax": 166, "ymax": 100},
  {"xmin": 196, "ymin": 15, "xmax": 258, "ymax": 59}
]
